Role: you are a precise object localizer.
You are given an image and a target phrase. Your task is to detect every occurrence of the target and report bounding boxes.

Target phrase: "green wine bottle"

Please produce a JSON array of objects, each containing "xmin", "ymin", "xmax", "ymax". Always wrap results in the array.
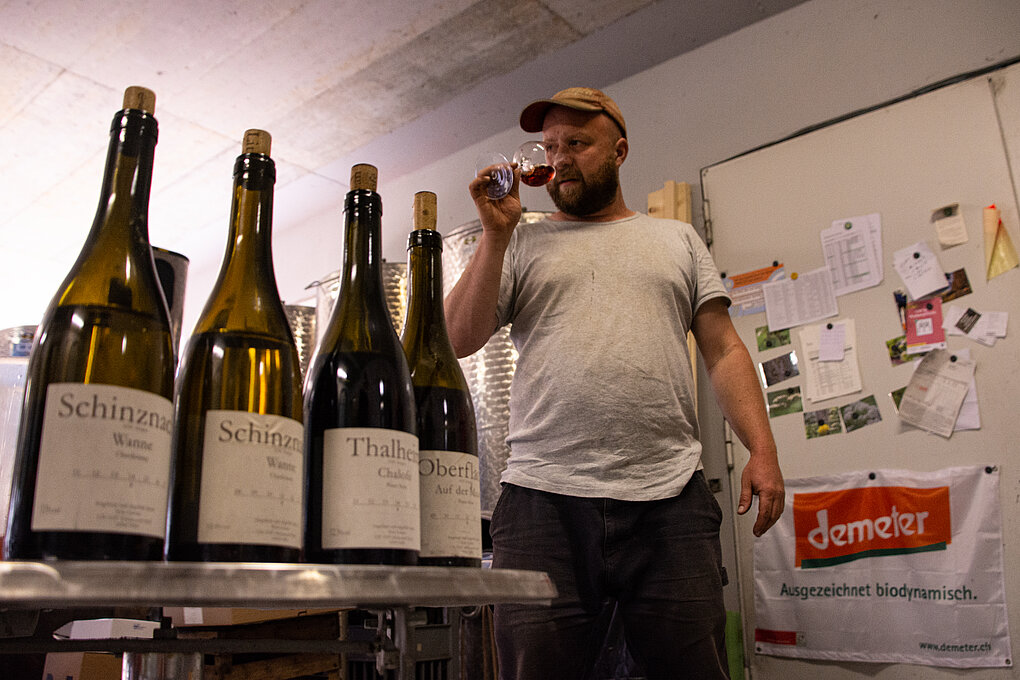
[
  {"xmin": 303, "ymin": 164, "xmax": 420, "ymax": 565},
  {"xmin": 4, "ymin": 86, "xmax": 175, "ymax": 561},
  {"xmin": 401, "ymin": 192, "xmax": 481, "ymax": 567},
  {"xmin": 166, "ymin": 130, "xmax": 303, "ymax": 563}
]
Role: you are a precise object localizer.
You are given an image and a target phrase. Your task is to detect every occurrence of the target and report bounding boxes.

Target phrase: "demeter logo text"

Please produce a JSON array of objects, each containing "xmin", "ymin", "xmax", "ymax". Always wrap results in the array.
[{"xmin": 793, "ymin": 485, "xmax": 951, "ymax": 568}]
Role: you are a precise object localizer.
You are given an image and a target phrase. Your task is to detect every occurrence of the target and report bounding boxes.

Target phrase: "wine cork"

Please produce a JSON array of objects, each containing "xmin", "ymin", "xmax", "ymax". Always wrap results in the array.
[
  {"xmin": 242, "ymin": 129, "xmax": 272, "ymax": 156},
  {"xmin": 413, "ymin": 191, "xmax": 437, "ymax": 230},
  {"xmin": 350, "ymin": 164, "xmax": 378, "ymax": 192},
  {"xmin": 123, "ymin": 86, "xmax": 156, "ymax": 114}
]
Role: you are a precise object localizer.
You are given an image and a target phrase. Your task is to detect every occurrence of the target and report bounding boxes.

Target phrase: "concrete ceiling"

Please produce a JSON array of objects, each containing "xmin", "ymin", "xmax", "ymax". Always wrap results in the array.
[{"xmin": 0, "ymin": 0, "xmax": 806, "ymax": 329}]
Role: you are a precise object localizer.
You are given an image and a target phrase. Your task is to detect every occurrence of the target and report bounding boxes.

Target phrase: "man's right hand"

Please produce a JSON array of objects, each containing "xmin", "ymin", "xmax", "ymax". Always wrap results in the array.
[
  {"xmin": 446, "ymin": 163, "xmax": 523, "ymax": 358},
  {"xmin": 470, "ymin": 163, "xmax": 522, "ymax": 242}
]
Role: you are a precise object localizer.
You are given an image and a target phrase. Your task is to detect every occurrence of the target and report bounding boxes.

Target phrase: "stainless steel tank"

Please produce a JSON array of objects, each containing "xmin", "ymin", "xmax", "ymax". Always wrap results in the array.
[
  {"xmin": 310, "ymin": 262, "xmax": 409, "ymax": 340},
  {"xmin": 283, "ymin": 304, "xmax": 316, "ymax": 379},
  {"xmin": 444, "ymin": 212, "xmax": 550, "ymax": 519}
]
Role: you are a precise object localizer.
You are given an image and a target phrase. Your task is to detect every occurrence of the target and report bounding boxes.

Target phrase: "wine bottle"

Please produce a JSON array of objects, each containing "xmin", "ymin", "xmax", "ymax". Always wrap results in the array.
[
  {"xmin": 401, "ymin": 192, "xmax": 481, "ymax": 567},
  {"xmin": 4, "ymin": 86, "xmax": 175, "ymax": 561},
  {"xmin": 165, "ymin": 130, "xmax": 303, "ymax": 563},
  {"xmin": 303, "ymin": 164, "xmax": 420, "ymax": 565}
]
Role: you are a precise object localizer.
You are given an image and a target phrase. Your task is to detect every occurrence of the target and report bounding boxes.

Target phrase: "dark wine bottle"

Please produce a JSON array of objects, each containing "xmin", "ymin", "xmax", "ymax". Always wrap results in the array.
[
  {"xmin": 4, "ymin": 86, "xmax": 175, "ymax": 561},
  {"xmin": 401, "ymin": 192, "xmax": 481, "ymax": 567},
  {"xmin": 303, "ymin": 164, "xmax": 419, "ymax": 565},
  {"xmin": 165, "ymin": 130, "xmax": 303, "ymax": 563}
]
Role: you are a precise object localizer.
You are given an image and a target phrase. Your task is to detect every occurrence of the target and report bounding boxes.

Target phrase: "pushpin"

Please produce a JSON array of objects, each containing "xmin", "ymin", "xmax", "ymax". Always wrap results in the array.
[{"xmin": 791, "ymin": 272, "xmax": 798, "ymax": 280}]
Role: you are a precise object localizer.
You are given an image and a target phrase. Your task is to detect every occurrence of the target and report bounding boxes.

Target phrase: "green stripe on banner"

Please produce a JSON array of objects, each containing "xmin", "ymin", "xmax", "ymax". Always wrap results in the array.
[{"xmin": 800, "ymin": 542, "xmax": 947, "ymax": 569}]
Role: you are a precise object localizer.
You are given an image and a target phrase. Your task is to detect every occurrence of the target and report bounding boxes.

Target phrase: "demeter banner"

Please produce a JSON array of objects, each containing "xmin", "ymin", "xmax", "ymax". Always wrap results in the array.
[{"xmin": 754, "ymin": 465, "xmax": 1011, "ymax": 667}]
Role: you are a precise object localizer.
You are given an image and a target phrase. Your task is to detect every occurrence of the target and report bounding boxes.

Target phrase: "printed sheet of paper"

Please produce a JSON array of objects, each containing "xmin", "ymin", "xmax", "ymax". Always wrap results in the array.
[
  {"xmin": 893, "ymin": 241, "xmax": 948, "ymax": 300},
  {"xmin": 943, "ymin": 305, "xmax": 1008, "ymax": 346},
  {"xmin": 897, "ymin": 349, "xmax": 975, "ymax": 438},
  {"xmin": 763, "ymin": 268, "xmax": 838, "ymax": 332},
  {"xmin": 902, "ymin": 349, "xmax": 981, "ymax": 431},
  {"xmin": 724, "ymin": 263, "xmax": 785, "ymax": 317},
  {"xmin": 821, "ymin": 213, "xmax": 883, "ymax": 296},
  {"xmin": 951, "ymin": 348, "xmax": 980, "ymax": 431},
  {"xmin": 798, "ymin": 319, "xmax": 862, "ymax": 403}
]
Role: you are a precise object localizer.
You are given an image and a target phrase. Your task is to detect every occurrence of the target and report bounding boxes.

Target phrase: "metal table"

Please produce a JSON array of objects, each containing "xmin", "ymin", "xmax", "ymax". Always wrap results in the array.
[{"xmin": 0, "ymin": 561, "xmax": 556, "ymax": 677}]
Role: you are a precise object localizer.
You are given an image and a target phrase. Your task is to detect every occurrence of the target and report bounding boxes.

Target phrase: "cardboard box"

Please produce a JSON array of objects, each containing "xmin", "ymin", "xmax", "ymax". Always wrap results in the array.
[
  {"xmin": 163, "ymin": 607, "xmax": 338, "ymax": 627},
  {"xmin": 54, "ymin": 618, "xmax": 159, "ymax": 640},
  {"xmin": 42, "ymin": 652, "xmax": 121, "ymax": 680}
]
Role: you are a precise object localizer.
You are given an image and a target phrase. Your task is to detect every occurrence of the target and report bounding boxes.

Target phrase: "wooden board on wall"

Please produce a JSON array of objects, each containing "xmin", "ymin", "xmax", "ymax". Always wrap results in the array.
[{"xmin": 648, "ymin": 180, "xmax": 698, "ymax": 402}]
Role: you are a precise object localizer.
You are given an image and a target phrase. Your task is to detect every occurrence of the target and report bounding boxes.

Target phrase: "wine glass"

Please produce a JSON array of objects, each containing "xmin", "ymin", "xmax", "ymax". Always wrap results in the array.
[
  {"xmin": 474, "ymin": 151, "xmax": 513, "ymax": 200},
  {"xmin": 475, "ymin": 141, "xmax": 555, "ymax": 200},
  {"xmin": 514, "ymin": 141, "xmax": 555, "ymax": 188}
]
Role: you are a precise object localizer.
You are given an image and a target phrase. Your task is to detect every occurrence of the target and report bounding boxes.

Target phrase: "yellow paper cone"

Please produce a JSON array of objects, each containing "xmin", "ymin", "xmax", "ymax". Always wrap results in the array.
[{"xmin": 984, "ymin": 204, "xmax": 1019, "ymax": 280}]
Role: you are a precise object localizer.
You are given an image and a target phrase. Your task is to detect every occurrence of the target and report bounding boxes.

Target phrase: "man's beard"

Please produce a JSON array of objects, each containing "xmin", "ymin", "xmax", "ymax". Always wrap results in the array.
[{"xmin": 546, "ymin": 153, "xmax": 619, "ymax": 217}]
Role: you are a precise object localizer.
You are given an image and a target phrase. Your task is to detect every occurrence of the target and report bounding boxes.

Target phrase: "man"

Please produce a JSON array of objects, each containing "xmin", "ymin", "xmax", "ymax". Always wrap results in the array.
[{"xmin": 445, "ymin": 87, "xmax": 784, "ymax": 680}]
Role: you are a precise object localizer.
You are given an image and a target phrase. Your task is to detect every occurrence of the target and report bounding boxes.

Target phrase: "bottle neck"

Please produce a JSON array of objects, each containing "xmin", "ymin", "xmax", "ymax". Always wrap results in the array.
[
  {"xmin": 404, "ymin": 230, "xmax": 449, "ymax": 336},
  {"xmin": 94, "ymin": 109, "xmax": 158, "ymax": 247},
  {"xmin": 66, "ymin": 107, "xmax": 161, "ymax": 313},
  {"xmin": 222, "ymin": 153, "xmax": 277, "ymax": 290},
  {"xmin": 195, "ymin": 153, "xmax": 287, "ymax": 335},
  {"xmin": 340, "ymin": 190, "xmax": 385, "ymax": 300}
]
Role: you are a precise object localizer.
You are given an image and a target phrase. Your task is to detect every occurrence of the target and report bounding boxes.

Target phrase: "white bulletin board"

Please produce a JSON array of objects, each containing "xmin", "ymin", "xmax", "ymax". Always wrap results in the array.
[{"xmin": 700, "ymin": 60, "xmax": 1020, "ymax": 679}]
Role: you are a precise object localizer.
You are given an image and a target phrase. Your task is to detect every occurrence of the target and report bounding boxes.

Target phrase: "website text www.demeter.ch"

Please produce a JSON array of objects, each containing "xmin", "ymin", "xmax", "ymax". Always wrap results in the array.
[{"xmin": 919, "ymin": 641, "xmax": 993, "ymax": 654}]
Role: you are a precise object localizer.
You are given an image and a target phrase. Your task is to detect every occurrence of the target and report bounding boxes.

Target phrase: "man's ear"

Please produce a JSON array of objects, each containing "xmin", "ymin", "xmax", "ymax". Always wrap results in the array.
[{"xmin": 615, "ymin": 137, "xmax": 629, "ymax": 167}]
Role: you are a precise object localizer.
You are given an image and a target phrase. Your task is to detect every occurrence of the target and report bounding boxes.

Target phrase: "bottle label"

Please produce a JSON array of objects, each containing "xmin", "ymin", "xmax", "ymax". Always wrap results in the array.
[
  {"xmin": 32, "ymin": 383, "xmax": 173, "ymax": 538},
  {"xmin": 197, "ymin": 410, "xmax": 304, "ymax": 549},
  {"xmin": 322, "ymin": 427, "xmax": 420, "ymax": 550},
  {"xmin": 419, "ymin": 450, "xmax": 482, "ymax": 559}
]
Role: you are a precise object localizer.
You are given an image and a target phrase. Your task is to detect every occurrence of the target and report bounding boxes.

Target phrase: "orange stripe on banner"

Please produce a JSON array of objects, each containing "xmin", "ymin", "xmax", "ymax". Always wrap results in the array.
[{"xmin": 793, "ymin": 485, "xmax": 951, "ymax": 568}]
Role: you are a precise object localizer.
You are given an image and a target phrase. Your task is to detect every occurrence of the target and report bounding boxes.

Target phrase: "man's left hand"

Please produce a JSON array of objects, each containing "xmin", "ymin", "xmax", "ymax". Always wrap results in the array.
[{"xmin": 736, "ymin": 452, "xmax": 785, "ymax": 537}]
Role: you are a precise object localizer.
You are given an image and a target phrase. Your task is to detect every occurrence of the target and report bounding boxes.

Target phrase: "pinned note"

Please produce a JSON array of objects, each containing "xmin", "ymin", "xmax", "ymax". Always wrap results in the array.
[
  {"xmin": 905, "ymin": 298, "xmax": 946, "ymax": 354},
  {"xmin": 932, "ymin": 203, "xmax": 968, "ymax": 247},
  {"xmin": 819, "ymin": 323, "xmax": 846, "ymax": 362},
  {"xmin": 893, "ymin": 242, "xmax": 948, "ymax": 300}
]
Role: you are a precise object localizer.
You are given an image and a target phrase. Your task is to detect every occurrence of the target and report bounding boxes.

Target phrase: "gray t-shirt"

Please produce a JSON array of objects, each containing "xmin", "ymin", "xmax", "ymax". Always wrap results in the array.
[{"xmin": 495, "ymin": 212, "xmax": 730, "ymax": 501}]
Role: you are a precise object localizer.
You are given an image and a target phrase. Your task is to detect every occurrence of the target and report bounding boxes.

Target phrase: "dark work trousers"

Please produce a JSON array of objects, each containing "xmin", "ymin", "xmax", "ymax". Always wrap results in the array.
[{"xmin": 490, "ymin": 470, "xmax": 729, "ymax": 680}]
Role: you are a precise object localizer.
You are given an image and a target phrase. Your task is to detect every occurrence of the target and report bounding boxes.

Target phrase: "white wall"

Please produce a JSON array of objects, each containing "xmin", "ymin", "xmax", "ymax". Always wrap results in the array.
[
  {"xmin": 185, "ymin": 0, "xmax": 1020, "ymax": 330},
  {"xmin": 356, "ymin": 0, "xmax": 1020, "ymax": 267}
]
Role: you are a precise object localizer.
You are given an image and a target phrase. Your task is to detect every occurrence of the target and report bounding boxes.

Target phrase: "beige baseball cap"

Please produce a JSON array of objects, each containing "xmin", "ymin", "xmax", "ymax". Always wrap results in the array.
[{"xmin": 519, "ymin": 86, "xmax": 627, "ymax": 138}]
